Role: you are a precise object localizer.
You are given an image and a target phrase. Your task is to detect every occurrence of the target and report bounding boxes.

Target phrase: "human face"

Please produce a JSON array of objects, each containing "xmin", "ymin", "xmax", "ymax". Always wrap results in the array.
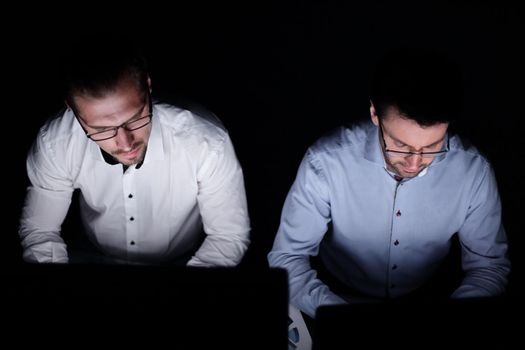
[
  {"xmin": 74, "ymin": 80, "xmax": 152, "ymax": 166},
  {"xmin": 370, "ymin": 105, "xmax": 448, "ymax": 178}
]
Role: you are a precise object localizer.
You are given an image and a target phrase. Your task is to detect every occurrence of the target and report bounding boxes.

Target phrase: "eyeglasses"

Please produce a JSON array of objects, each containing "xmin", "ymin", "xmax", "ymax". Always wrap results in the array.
[
  {"xmin": 84, "ymin": 114, "xmax": 152, "ymax": 141},
  {"xmin": 379, "ymin": 122, "xmax": 449, "ymax": 159},
  {"xmin": 75, "ymin": 94, "xmax": 153, "ymax": 141}
]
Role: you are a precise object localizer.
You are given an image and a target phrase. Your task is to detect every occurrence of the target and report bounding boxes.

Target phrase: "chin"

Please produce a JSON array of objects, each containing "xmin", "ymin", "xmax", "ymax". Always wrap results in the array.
[
  {"xmin": 118, "ymin": 153, "xmax": 145, "ymax": 166},
  {"xmin": 115, "ymin": 145, "xmax": 147, "ymax": 166},
  {"xmin": 399, "ymin": 167, "xmax": 426, "ymax": 178},
  {"xmin": 401, "ymin": 172, "xmax": 419, "ymax": 178},
  {"xmin": 119, "ymin": 159, "xmax": 136, "ymax": 166}
]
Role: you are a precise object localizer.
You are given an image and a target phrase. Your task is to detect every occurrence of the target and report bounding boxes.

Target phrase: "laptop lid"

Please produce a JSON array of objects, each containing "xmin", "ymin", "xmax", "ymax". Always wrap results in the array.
[{"xmin": 4, "ymin": 264, "xmax": 288, "ymax": 349}]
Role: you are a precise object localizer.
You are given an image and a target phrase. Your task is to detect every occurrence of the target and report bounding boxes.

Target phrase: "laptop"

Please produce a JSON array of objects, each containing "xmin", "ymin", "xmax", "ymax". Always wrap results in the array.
[
  {"xmin": 3, "ymin": 264, "xmax": 288, "ymax": 349},
  {"xmin": 313, "ymin": 297, "xmax": 518, "ymax": 349}
]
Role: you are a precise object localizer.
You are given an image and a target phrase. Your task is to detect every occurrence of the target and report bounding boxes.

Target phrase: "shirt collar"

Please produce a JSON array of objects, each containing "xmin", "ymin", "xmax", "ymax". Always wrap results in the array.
[
  {"xmin": 140, "ymin": 106, "xmax": 164, "ymax": 164},
  {"xmin": 364, "ymin": 122, "xmax": 386, "ymax": 165}
]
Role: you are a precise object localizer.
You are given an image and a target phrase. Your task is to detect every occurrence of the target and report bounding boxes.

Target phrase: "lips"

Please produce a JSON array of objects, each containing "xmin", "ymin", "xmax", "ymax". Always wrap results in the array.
[{"xmin": 122, "ymin": 146, "xmax": 140, "ymax": 159}]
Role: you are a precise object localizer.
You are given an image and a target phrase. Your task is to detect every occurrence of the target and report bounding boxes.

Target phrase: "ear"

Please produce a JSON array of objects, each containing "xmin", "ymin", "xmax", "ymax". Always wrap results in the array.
[
  {"xmin": 147, "ymin": 76, "xmax": 152, "ymax": 93},
  {"xmin": 370, "ymin": 101, "xmax": 379, "ymax": 126},
  {"xmin": 65, "ymin": 99, "xmax": 75, "ymax": 113}
]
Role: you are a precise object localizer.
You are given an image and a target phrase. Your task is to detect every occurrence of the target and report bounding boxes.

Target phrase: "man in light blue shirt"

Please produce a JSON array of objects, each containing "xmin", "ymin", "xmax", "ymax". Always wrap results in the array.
[{"xmin": 268, "ymin": 48, "xmax": 510, "ymax": 318}]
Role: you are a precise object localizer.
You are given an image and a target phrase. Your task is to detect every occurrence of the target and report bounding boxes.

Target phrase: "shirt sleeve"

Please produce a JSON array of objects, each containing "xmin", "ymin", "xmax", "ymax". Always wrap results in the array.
[
  {"xmin": 267, "ymin": 149, "xmax": 347, "ymax": 318},
  {"xmin": 18, "ymin": 132, "xmax": 73, "ymax": 263},
  {"xmin": 452, "ymin": 163, "xmax": 510, "ymax": 298},
  {"xmin": 187, "ymin": 133, "xmax": 250, "ymax": 267}
]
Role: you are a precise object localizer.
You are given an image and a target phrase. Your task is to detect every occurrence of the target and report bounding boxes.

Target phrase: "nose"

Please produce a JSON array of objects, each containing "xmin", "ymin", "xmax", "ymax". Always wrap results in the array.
[
  {"xmin": 115, "ymin": 127, "xmax": 134, "ymax": 150},
  {"xmin": 405, "ymin": 153, "xmax": 423, "ymax": 170}
]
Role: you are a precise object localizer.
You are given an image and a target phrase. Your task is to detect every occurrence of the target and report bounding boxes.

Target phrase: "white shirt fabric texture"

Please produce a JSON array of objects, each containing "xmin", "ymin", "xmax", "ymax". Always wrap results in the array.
[{"xmin": 19, "ymin": 102, "xmax": 250, "ymax": 266}]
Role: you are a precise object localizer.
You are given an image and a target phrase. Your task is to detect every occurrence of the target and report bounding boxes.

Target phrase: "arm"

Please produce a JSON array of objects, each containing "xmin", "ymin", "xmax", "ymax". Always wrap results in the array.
[
  {"xmin": 452, "ymin": 163, "xmax": 510, "ymax": 298},
  {"xmin": 268, "ymin": 150, "xmax": 346, "ymax": 318},
  {"xmin": 18, "ymin": 132, "xmax": 73, "ymax": 263},
  {"xmin": 187, "ymin": 133, "xmax": 250, "ymax": 267}
]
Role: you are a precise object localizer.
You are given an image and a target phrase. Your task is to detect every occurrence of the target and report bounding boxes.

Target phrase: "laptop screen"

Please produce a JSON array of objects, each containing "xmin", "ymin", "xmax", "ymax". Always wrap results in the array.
[
  {"xmin": 5, "ymin": 264, "xmax": 288, "ymax": 349},
  {"xmin": 313, "ymin": 297, "xmax": 514, "ymax": 349}
]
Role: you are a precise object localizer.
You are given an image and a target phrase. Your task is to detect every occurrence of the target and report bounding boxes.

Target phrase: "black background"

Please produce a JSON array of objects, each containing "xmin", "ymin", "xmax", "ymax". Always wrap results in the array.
[{"xmin": 5, "ymin": 1, "xmax": 524, "ymax": 297}]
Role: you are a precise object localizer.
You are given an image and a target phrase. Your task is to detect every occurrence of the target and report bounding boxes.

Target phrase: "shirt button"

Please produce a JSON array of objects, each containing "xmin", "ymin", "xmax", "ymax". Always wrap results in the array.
[
  {"xmin": 128, "ymin": 194, "xmax": 133, "ymax": 198},
  {"xmin": 392, "ymin": 264, "xmax": 398, "ymax": 270},
  {"xmin": 394, "ymin": 240, "xmax": 399, "ymax": 246},
  {"xmin": 130, "ymin": 217, "xmax": 134, "ymax": 221},
  {"xmin": 130, "ymin": 241, "xmax": 135, "ymax": 245},
  {"xmin": 396, "ymin": 210, "xmax": 402, "ymax": 217}
]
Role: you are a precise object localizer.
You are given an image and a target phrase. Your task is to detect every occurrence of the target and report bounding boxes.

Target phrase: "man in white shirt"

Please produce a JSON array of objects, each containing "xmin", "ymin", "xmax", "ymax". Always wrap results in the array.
[{"xmin": 19, "ymin": 37, "xmax": 250, "ymax": 266}]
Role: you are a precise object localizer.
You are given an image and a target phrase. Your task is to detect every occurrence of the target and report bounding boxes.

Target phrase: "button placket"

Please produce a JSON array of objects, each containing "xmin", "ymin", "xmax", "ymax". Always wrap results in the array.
[
  {"xmin": 123, "ymin": 169, "xmax": 138, "ymax": 253},
  {"xmin": 389, "ymin": 182, "xmax": 407, "ymax": 296}
]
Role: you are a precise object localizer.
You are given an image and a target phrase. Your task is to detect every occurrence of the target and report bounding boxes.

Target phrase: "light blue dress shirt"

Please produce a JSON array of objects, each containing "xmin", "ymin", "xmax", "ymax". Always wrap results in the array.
[{"xmin": 268, "ymin": 120, "xmax": 510, "ymax": 318}]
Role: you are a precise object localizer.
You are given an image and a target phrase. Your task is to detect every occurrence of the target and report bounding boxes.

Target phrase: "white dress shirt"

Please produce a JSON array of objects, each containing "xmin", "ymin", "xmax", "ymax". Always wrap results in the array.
[{"xmin": 19, "ymin": 103, "xmax": 250, "ymax": 266}]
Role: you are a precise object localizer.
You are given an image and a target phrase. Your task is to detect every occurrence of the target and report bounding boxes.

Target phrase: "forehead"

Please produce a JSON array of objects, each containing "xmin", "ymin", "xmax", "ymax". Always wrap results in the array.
[
  {"xmin": 74, "ymin": 82, "xmax": 146, "ymax": 124},
  {"xmin": 381, "ymin": 109, "xmax": 448, "ymax": 146}
]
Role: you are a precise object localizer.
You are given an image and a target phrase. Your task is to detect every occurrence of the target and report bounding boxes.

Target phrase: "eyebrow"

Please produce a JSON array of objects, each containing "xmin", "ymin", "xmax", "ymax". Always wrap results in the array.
[
  {"xmin": 83, "ymin": 102, "xmax": 147, "ymax": 130},
  {"xmin": 389, "ymin": 133, "xmax": 445, "ymax": 149}
]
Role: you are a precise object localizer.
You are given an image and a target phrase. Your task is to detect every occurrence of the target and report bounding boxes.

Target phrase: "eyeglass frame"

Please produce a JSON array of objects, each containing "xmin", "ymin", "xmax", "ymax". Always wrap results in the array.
[
  {"xmin": 74, "ymin": 92, "xmax": 153, "ymax": 141},
  {"xmin": 378, "ymin": 121, "xmax": 449, "ymax": 158}
]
